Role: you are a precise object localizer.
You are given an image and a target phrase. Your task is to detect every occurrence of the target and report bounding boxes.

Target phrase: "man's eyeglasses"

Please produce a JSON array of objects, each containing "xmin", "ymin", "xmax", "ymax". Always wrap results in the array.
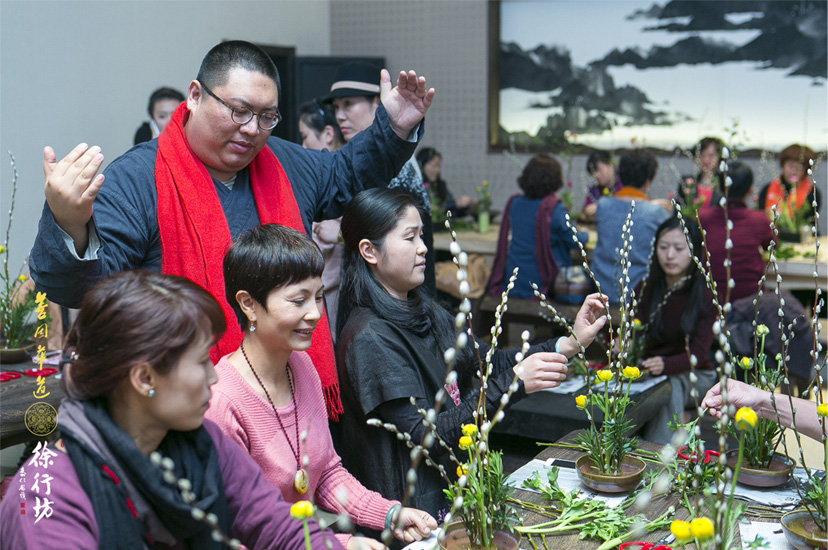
[{"xmin": 200, "ymin": 81, "xmax": 282, "ymax": 130}]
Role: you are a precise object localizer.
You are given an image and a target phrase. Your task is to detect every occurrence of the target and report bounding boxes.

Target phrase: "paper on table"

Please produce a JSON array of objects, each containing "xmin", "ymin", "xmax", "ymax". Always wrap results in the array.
[
  {"xmin": 738, "ymin": 521, "xmax": 788, "ymax": 550},
  {"xmin": 506, "ymin": 458, "xmax": 628, "ymax": 507},
  {"xmin": 617, "ymin": 374, "xmax": 667, "ymax": 395},
  {"xmin": 549, "ymin": 374, "xmax": 668, "ymax": 396},
  {"xmin": 401, "ymin": 530, "xmax": 441, "ymax": 550},
  {"xmin": 542, "ymin": 376, "xmax": 587, "ymax": 394},
  {"xmin": 726, "ymin": 468, "xmax": 816, "ymax": 507}
]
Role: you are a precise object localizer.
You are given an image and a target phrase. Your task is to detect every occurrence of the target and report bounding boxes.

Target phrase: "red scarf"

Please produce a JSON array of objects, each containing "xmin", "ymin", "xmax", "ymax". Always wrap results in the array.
[
  {"xmin": 764, "ymin": 177, "xmax": 813, "ymax": 219},
  {"xmin": 155, "ymin": 103, "xmax": 342, "ymax": 419}
]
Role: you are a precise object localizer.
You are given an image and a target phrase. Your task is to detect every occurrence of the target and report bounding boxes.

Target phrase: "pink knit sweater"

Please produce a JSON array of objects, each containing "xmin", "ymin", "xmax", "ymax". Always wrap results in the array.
[{"xmin": 207, "ymin": 353, "xmax": 397, "ymax": 547}]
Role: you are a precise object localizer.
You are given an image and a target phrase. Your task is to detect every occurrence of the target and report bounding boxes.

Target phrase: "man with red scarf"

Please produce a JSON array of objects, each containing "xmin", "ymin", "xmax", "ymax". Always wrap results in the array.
[{"xmin": 29, "ymin": 41, "xmax": 434, "ymax": 419}]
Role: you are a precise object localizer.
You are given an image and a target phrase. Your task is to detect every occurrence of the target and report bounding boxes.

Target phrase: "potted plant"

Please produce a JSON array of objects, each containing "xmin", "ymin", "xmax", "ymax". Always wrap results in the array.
[
  {"xmin": 441, "ymin": 424, "xmax": 520, "ymax": 549},
  {"xmin": 724, "ymin": 325, "xmax": 794, "ymax": 487},
  {"xmin": 573, "ymin": 364, "xmax": 646, "ymax": 492},
  {"xmin": 476, "ymin": 180, "xmax": 492, "ymax": 234},
  {"xmin": 1, "ymin": 152, "xmax": 39, "ymax": 360}
]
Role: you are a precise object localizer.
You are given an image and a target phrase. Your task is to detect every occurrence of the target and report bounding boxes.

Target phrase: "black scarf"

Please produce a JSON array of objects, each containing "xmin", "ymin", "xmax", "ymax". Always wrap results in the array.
[{"xmin": 59, "ymin": 399, "xmax": 230, "ymax": 549}]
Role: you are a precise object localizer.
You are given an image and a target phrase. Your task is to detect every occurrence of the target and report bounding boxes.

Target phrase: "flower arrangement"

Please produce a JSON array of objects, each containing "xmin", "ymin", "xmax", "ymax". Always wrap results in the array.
[
  {"xmin": 730, "ymin": 326, "xmax": 784, "ymax": 468},
  {"xmin": 549, "ymin": 206, "xmax": 643, "ymax": 475},
  {"xmin": 475, "ymin": 180, "xmax": 491, "ymax": 215},
  {"xmin": 666, "ymin": 147, "xmax": 827, "ymax": 549},
  {"xmin": 424, "ymin": 182, "xmax": 446, "ymax": 225},
  {"xmin": 574, "ymin": 365, "xmax": 642, "ymax": 475},
  {"xmin": 1, "ymin": 152, "xmax": 39, "ymax": 350},
  {"xmin": 444, "ymin": 423, "xmax": 519, "ymax": 547}
]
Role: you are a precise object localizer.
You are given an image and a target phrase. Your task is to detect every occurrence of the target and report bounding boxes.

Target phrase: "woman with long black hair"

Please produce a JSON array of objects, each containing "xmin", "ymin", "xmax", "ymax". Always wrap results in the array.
[
  {"xmin": 335, "ymin": 188, "xmax": 608, "ymax": 517},
  {"xmin": 634, "ymin": 216, "xmax": 718, "ymax": 443}
]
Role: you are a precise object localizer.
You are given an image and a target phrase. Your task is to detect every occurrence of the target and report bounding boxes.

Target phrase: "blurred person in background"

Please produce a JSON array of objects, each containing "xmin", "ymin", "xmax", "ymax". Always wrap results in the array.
[
  {"xmin": 134, "ymin": 87, "xmax": 185, "ymax": 145},
  {"xmin": 299, "ymin": 99, "xmax": 346, "ymax": 340}
]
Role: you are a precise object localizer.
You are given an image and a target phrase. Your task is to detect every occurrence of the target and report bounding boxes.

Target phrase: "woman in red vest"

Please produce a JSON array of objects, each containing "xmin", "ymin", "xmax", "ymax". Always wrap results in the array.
[{"xmin": 756, "ymin": 144, "xmax": 820, "ymax": 231}]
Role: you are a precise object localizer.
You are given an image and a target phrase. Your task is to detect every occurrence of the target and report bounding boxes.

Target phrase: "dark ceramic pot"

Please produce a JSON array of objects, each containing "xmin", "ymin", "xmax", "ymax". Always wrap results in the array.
[
  {"xmin": 0, "ymin": 339, "xmax": 36, "ymax": 363},
  {"xmin": 726, "ymin": 450, "xmax": 794, "ymax": 488},
  {"xmin": 575, "ymin": 454, "xmax": 646, "ymax": 493},
  {"xmin": 439, "ymin": 521, "xmax": 521, "ymax": 550},
  {"xmin": 781, "ymin": 509, "xmax": 828, "ymax": 550}
]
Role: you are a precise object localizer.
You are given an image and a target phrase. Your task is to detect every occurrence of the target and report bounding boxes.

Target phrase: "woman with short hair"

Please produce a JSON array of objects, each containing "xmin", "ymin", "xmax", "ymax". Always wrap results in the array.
[
  {"xmin": 0, "ymin": 271, "xmax": 337, "ymax": 549},
  {"xmin": 208, "ymin": 224, "xmax": 436, "ymax": 550}
]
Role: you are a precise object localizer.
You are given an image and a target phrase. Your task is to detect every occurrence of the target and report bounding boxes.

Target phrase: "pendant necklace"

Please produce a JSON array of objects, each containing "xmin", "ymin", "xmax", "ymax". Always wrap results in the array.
[{"xmin": 241, "ymin": 341, "xmax": 309, "ymax": 494}]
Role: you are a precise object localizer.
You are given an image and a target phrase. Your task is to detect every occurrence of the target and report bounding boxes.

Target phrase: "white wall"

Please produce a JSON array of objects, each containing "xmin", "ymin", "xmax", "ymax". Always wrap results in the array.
[
  {"xmin": 0, "ymin": 0, "xmax": 330, "ymax": 271},
  {"xmin": 2, "ymin": 0, "xmax": 826, "ymax": 274},
  {"xmin": 330, "ymin": 0, "xmax": 827, "ymax": 233}
]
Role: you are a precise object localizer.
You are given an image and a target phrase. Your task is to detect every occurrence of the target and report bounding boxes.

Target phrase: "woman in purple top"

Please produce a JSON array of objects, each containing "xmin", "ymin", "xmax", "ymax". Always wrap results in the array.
[{"xmin": 0, "ymin": 271, "xmax": 339, "ymax": 550}]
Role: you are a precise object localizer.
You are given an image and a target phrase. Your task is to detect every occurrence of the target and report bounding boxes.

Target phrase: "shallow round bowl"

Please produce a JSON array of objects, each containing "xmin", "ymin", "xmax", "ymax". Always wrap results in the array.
[
  {"xmin": 725, "ymin": 450, "xmax": 794, "ymax": 488},
  {"xmin": 781, "ymin": 509, "xmax": 828, "ymax": 550},
  {"xmin": 575, "ymin": 454, "xmax": 646, "ymax": 493},
  {"xmin": 439, "ymin": 521, "xmax": 521, "ymax": 550}
]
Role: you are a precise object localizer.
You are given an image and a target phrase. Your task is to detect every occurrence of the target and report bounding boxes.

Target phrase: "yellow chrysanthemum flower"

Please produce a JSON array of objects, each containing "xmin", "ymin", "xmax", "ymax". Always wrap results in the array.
[
  {"xmin": 817, "ymin": 403, "xmax": 828, "ymax": 418},
  {"xmin": 739, "ymin": 357, "xmax": 753, "ymax": 370},
  {"xmin": 621, "ymin": 366, "xmax": 641, "ymax": 380},
  {"xmin": 756, "ymin": 324, "xmax": 769, "ymax": 337},
  {"xmin": 290, "ymin": 500, "xmax": 315, "ymax": 520},
  {"xmin": 632, "ymin": 318, "xmax": 642, "ymax": 329},
  {"xmin": 459, "ymin": 436, "xmax": 473, "ymax": 450},
  {"xmin": 575, "ymin": 395, "xmax": 587, "ymax": 409},
  {"xmin": 461, "ymin": 424, "xmax": 478, "ymax": 437},
  {"xmin": 17, "ymin": 275, "xmax": 26, "ymax": 282},
  {"xmin": 734, "ymin": 407, "xmax": 758, "ymax": 431},
  {"xmin": 456, "ymin": 464, "xmax": 468, "ymax": 477},
  {"xmin": 0, "ymin": 245, "xmax": 5, "ymax": 253},
  {"xmin": 595, "ymin": 370, "xmax": 613, "ymax": 382},
  {"xmin": 689, "ymin": 517, "xmax": 714, "ymax": 540},
  {"xmin": 670, "ymin": 519, "xmax": 691, "ymax": 540}
]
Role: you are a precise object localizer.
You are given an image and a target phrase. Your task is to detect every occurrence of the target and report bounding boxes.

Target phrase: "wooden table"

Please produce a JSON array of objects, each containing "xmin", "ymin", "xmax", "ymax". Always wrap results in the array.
[
  {"xmin": 772, "ymin": 237, "xmax": 827, "ymax": 291},
  {"xmin": 0, "ymin": 362, "xmax": 64, "ymax": 449},
  {"xmin": 508, "ymin": 430, "xmax": 760, "ymax": 549},
  {"xmin": 494, "ymin": 376, "xmax": 671, "ymax": 443},
  {"xmin": 433, "ymin": 225, "xmax": 501, "ymax": 263},
  {"xmin": 433, "ymin": 227, "xmax": 827, "ymax": 292}
]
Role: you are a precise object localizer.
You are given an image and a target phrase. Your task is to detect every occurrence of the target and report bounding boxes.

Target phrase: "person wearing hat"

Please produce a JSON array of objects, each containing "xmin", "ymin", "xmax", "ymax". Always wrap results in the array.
[
  {"xmin": 326, "ymin": 62, "xmax": 436, "ymax": 295},
  {"xmin": 29, "ymin": 41, "xmax": 434, "ymax": 421},
  {"xmin": 756, "ymin": 143, "xmax": 821, "ymax": 227}
]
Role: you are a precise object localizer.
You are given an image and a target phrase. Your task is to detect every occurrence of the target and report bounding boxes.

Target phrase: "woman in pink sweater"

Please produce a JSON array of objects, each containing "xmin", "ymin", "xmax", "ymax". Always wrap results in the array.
[{"xmin": 206, "ymin": 224, "xmax": 436, "ymax": 550}]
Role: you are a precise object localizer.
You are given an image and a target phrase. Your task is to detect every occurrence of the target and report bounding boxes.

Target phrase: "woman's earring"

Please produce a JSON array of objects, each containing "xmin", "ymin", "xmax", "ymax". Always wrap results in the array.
[
  {"xmin": 249, "ymin": 322, "xmax": 256, "ymax": 332},
  {"xmin": 147, "ymin": 389, "xmax": 156, "ymax": 398}
]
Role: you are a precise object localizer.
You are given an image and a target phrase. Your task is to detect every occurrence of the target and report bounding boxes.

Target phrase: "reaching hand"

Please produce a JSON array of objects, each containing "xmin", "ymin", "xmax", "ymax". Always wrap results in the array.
[
  {"xmin": 701, "ymin": 379, "xmax": 767, "ymax": 420},
  {"xmin": 380, "ymin": 69, "xmax": 435, "ymax": 140},
  {"xmin": 640, "ymin": 356, "xmax": 665, "ymax": 375},
  {"xmin": 559, "ymin": 293, "xmax": 609, "ymax": 357},
  {"xmin": 43, "ymin": 143, "xmax": 105, "ymax": 254},
  {"xmin": 393, "ymin": 507, "xmax": 437, "ymax": 543},
  {"xmin": 514, "ymin": 352, "xmax": 569, "ymax": 393}
]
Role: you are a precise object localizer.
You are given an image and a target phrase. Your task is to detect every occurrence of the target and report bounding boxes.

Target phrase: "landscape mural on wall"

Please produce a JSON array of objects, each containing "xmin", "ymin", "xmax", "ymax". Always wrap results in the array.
[{"xmin": 492, "ymin": 0, "xmax": 827, "ymax": 154}]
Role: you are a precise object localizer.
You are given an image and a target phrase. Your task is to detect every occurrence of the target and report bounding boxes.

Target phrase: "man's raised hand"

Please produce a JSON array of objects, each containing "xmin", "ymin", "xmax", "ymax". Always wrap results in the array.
[
  {"xmin": 380, "ymin": 69, "xmax": 434, "ymax": 140},
  {"xmin": 43, "ymin": 143, "xmax": 105, "ymax": 255}
]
